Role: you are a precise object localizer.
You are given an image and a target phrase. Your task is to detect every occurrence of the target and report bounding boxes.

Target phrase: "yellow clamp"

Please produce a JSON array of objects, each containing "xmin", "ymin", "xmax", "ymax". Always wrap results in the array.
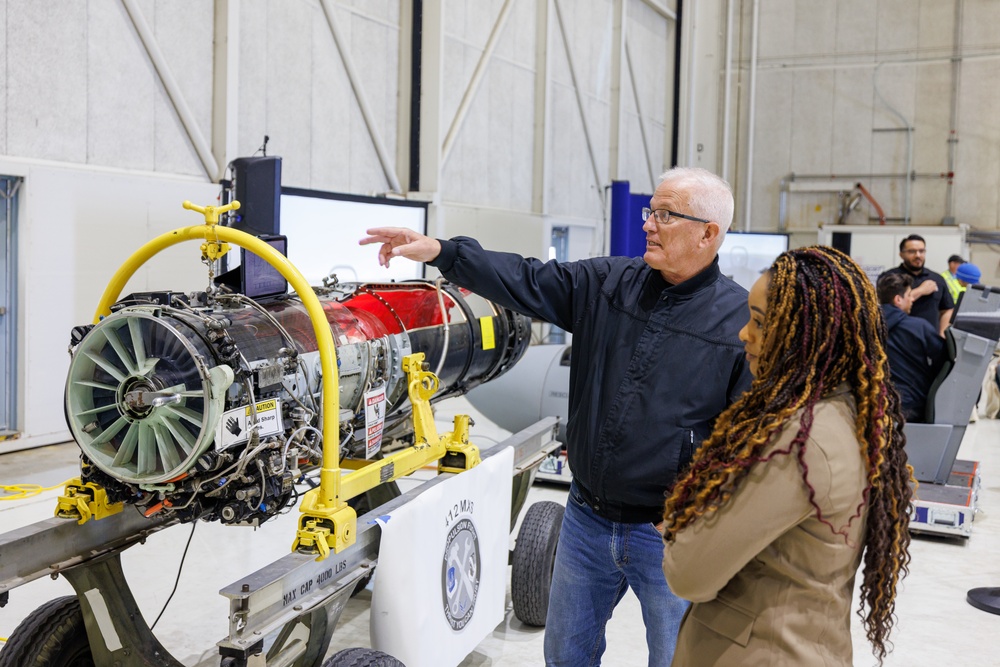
[
  {"xmin": 182, "ymin": 199, "xmax": 241, "ymax": 226},
  {"xmin": 54, "ymin": 478, "xmax": 123, "ymax": 525},
  {"xmin": 183, "ymin": 200, "xmax": 241, "ymax": 262},
  {"xmin": 292, "ymin": 488, "xmax": 358, "ymax": 561},
  {"xmin": 401, "ymin": 353, "xmax": 440, "ymax": 446},
  {"xmin": 440, "ymin": 414, "xmax": 481, "ymax": 473},
  {"xmin": 200, "ymin": 240, "xmax": 231, "ymax": 262}
]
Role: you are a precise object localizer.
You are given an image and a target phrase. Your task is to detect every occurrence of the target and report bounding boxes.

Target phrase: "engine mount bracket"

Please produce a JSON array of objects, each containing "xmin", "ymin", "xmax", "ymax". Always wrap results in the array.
[{"xmin": 54, "ymin": 478, "xmax": 124, "ymax": 524}]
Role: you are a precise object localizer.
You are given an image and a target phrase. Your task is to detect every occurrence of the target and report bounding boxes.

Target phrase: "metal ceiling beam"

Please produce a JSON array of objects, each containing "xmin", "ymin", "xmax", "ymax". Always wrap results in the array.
[
  {"xmin": 608, "ymin": 0, "xmax": 626, "ymax": 181},
  {"xmin": 640, "ymin": 0, "xmax": 677, "ymax": 21},
  {"xmin": 396, "ymin": 0, "xmax": 415, "ymax": 193},
  {"xmin": 320, "ymin": 0, "xmax": 402, "ymax": 193},
  {"xmin": 440, "ymin": 0, "xmax": 515, "ymax": 167},
  {"xmin": 418, "ymin": 0, "xmax": 444, "ymax": 196},
  {"xmin": 121, "ymin": 0, "xmax": 219, "ymax": 179},
  {"xmin": 212, "ymin": 0, "xmax": 239, "ymax": 181},
  {"xmin": 552, "ymin": 0, "xmax": 604, "ymax": 205},
  {"xmin": 532, "ymin": 0, "xmax": 552, "ymax": 214},
  {"xmin": 625, "ymin": 39, "xmax": 656, "ymax": 190}
]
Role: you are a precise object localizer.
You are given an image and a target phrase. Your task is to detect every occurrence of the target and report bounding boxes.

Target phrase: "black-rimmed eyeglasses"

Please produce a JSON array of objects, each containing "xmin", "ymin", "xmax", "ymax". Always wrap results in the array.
[{"xmin": 641, "ymin": 207, "xmax": 711, "ymax": 225}]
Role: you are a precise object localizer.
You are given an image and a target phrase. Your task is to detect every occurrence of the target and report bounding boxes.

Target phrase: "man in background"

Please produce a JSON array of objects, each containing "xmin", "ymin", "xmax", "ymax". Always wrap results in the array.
[
  {"xmin": 880, "ymin": 234, "xmax": 954, "ymax": 336},
  {"xmin": 877, "ymin": 272, "xmax": 945, "ymax": 423},
  {"xmin": 942, "ymin": 254, "xmax": 967, "ymax": 302}
]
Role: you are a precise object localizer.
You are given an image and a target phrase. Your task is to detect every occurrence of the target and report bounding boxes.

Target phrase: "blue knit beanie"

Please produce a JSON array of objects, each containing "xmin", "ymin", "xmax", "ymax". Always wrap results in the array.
[{"xmin": 955, "ymin": 262, "xmax": 982, "ymax": 285}]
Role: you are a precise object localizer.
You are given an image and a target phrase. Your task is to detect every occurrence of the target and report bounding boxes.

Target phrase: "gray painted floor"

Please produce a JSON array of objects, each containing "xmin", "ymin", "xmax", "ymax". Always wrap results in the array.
[{"xmin": 1, "ymin": 398, "xmax": 998, "ymax": 666}]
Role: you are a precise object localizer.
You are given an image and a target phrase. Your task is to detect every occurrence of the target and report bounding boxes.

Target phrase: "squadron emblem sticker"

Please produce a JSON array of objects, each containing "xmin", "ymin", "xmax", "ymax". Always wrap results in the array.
[{"xmin": 441, "ymin": 517, "xmax": 481, "ymax": 631}]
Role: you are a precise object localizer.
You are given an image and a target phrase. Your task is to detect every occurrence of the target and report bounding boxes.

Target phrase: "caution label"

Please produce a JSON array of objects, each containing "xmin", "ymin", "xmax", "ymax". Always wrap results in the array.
[
  {"xmin": 216, "ymin": 399, "xmax": 283, "ymax": 450},
  {"xmin": 364, "ymin": 387, "xmax": 387, "ymax": 459},
  {"xmin": 246, "ymin": 399, "xmax": 277, "ymax": 415}
]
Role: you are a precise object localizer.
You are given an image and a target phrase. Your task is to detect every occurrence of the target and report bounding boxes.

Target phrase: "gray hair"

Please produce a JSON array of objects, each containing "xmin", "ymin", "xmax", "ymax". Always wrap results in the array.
[{"xmin": 658, "ymin": 167, "xmax": 735, "ymax": 238}]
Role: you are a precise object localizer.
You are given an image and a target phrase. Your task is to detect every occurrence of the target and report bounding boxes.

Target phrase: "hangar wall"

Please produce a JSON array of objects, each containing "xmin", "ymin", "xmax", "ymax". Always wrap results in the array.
[
  {"xmin": 683, "ymin": 0, "xmax": 1000, "ymax": 275},
  {"xmin": 0, "ymin": 0, "xmax": 679, "ymax": 449}
]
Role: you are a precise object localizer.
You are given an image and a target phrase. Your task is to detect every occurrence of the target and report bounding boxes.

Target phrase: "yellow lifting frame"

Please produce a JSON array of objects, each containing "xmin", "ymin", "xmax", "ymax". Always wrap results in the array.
[{"xmin": 82, "ymin": 199, "xmax": 479, "ymax": 562}]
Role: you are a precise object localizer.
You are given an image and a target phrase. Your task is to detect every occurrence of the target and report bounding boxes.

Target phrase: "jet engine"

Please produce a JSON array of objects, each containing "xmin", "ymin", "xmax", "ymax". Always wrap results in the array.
[{"xmin": 64, "ymin": 281, "xmax": 530, "ymax": 526}]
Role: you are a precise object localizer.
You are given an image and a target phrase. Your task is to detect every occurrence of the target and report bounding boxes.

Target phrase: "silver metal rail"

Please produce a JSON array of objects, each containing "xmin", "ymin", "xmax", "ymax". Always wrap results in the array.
[{"xmin": 0, "ymin": 505, "xmax": 174, "ymax": 594}]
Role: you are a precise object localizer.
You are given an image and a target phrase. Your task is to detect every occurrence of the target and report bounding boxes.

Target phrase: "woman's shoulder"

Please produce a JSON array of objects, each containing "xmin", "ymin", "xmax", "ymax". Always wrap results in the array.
[
  {"xmin": 768, "ymin": 387, "xmax": 865, "ymax": 498},
  {"xmin": 808, "ymin": 386, "xmax": 860, "ymax": 454},
  {"xmin": 772, "ymin": 386, "xmax": 857, "ymax": 448}
]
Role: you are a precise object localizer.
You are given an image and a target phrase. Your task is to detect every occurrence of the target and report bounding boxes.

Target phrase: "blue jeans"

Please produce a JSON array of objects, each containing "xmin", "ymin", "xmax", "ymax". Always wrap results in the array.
[{"xmin": 544, "ymin": 483, "xmax": 689, "ymax": 667}]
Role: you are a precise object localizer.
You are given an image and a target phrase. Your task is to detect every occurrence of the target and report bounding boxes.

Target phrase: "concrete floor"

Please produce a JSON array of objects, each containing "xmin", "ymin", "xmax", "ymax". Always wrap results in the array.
[{"xmin": 1, "ymin": 398, "xmax": 999, "ymax": 666}]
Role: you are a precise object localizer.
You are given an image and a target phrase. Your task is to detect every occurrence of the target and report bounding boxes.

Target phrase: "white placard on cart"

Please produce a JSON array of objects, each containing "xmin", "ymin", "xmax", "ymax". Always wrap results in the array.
[{"xmin": 370, "ymin": 446, "xmax": 514, "ymax": 667}]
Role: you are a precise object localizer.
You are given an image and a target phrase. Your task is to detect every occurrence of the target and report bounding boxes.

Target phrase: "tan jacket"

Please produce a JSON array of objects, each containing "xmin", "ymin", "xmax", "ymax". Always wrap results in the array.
[{"xmin": 663, "ymin": 386, "xmax": 868, "ymax": 666}]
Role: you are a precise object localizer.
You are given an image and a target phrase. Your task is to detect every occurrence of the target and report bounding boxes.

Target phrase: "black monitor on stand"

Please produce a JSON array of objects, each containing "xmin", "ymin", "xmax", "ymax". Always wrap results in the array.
[{"xmin": 216, "ymin": 235, "xmax": 288, "ymax": 302}]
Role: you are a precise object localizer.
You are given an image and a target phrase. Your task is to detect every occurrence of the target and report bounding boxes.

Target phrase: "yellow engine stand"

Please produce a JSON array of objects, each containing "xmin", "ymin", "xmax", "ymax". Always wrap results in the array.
[
  {"xmin": 55, "ymin": 478, "xmax": 123, "ymax": 525},
  {"xmin": 293, "ymin": 353, "xmax": 481, "ymax": 560},
  {"xmin": 439, "ymin": 413, "xmax": 481, "ymax": 474}
]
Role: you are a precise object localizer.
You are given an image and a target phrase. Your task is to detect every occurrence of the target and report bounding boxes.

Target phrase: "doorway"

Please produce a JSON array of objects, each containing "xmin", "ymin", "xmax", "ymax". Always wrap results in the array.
[{"xmin": 0, "ymin": 176, "xmax": 21, "ymax": 437}]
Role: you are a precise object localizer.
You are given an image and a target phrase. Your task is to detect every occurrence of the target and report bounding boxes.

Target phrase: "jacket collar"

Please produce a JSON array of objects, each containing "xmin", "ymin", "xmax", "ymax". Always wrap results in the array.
[
  {"xmin": 880, "ymin": 303, "xmax": 906, "ymax": 330},
  {"xmin": 651, "ymin": 256, "xmax": 723, "ymax": 297}
]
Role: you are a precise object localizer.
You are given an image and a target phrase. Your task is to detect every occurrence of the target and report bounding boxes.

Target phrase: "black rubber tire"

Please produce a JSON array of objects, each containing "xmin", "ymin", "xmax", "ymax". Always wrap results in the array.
[
  {"xmin": 0, "ymin": 596, "xmax": 94, "ymax": 667},
  {"xmin": 322, "ymin": 647, "xmax": 405, "ymax": 667},
  {"xmin": 511, "ymin": 500, "xmax": 565, "ymax": 627}
]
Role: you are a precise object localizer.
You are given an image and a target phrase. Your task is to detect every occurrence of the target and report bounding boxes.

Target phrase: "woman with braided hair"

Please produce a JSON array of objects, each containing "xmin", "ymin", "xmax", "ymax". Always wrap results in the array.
[{"xmin": 661, "ymin": 246, "xmax": 913, "ymax": 666}]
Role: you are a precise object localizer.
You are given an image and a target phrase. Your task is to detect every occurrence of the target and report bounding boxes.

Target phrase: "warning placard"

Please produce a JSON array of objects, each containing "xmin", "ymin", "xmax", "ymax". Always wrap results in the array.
[
  {"xmin": 216, "ymin": 399, "xmax": 283, "ymax": 450},
  {"xmin": 364, "ymin": 387, "xmax": 387, "ymax": 459}
]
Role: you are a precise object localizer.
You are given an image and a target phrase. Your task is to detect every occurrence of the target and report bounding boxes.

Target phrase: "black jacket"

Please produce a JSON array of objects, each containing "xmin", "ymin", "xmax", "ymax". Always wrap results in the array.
[
  {"xmin": 881, "ymin": 304, "xmax": 945, "ymax": 421},
  {"xmin": 431, "ymin": 237, "xmax": 753, "ymax": 522}
]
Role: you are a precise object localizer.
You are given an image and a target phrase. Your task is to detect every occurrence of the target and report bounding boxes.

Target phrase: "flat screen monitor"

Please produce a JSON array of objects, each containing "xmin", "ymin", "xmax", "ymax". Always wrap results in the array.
[
  {"xmin": 718, "ymin": 232, "xmax": 789, "ymax": 292},
  {"xmin": 279, "ymin": 188, "xmax": 427, "ymax": 284},
  {"xmin": 242, "ymin": 235, "xmax": 288, "ymax": 300}
]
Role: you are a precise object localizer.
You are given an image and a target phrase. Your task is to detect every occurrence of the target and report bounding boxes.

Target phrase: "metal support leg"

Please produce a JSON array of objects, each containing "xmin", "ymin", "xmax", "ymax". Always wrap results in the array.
[{"xmin": 61, "ymin": 553, "xmax": 184, "ymax": 667}]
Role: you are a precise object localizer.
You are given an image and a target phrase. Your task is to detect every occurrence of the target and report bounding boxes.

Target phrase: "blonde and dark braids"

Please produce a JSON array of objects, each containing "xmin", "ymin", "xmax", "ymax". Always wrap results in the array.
[{"xmin": 662, "ymin": 245, "xmax": 913, "ymax": 665}]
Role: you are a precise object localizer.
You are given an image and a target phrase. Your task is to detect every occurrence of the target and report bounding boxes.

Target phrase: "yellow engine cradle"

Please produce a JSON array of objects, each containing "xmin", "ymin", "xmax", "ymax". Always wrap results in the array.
[
  {"xmin": 55, "ymin": 479, "xmax": 124, "ymax": 525},
  {"xmin": 62, "ymin": 199, "xmax": 480, "ymax": 562}
]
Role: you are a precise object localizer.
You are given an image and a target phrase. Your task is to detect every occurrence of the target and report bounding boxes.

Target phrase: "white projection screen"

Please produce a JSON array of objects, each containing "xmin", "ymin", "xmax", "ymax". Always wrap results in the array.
[
  {"xmin": 278, "ymin": 188, "xmax": 428, "ymax": 284},
  {"xmin": 718, "ymin": 233, "xmax": 789, "ymax": 292}
]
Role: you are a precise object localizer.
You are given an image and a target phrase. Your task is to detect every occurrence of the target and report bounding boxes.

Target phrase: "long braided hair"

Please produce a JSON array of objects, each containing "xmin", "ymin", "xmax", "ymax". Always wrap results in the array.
[{"xmin": 662, "ymin": 246, "xmax": 913, "ymax": 664}]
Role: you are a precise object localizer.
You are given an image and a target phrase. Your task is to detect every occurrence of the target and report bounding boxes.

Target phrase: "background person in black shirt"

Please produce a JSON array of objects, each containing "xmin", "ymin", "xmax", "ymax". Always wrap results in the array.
[
  {"xmin": 879, "ymin": 234, "xmax": 954, "ymax": 337},
  {"xmin": 876, "ymin": 272, "xmax": 945, "ymax": 423}
]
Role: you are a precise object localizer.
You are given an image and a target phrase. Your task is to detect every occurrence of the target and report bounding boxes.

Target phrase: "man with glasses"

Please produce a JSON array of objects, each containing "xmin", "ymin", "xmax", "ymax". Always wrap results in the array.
[
  {"xmin": 361, "ymin": 167, "xmax": 752, "ymax": 666},
  {"xmin": 880, "ymin": 234, "xmax": 954, "ymax": 336}
]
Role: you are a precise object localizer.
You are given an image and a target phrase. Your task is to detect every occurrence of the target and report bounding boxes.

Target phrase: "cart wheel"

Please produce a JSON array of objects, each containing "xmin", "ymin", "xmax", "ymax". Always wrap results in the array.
[
  {"xmin": 0, "ymin": 596, "xmax": 94, "ymax": 667},
  {"xmin": 322, "ymin": 647, "xmax": 405, "ymax": 667},
  {"xmin": 511, "ymin": 500, "xmax": 564, "ymax": 627}
]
